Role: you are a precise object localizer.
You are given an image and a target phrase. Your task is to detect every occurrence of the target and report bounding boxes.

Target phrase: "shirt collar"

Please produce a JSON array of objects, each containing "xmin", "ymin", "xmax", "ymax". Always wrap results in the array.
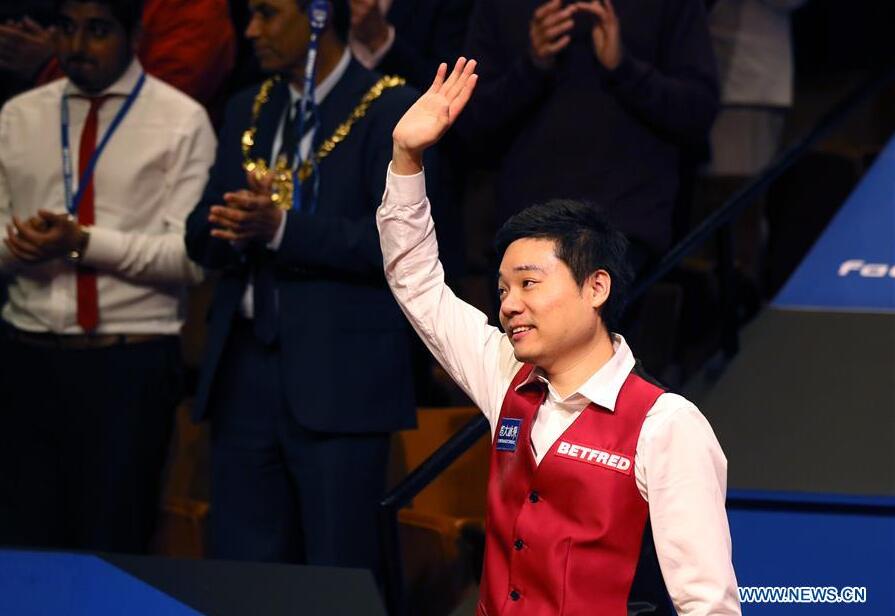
[
  {"xmin": 514, "ymin": 334, "xmax": 636, "ymax": 412},
  {"xmin": 288, "ymin": 47, "xmax": 352, "ymax": 106},
  {"xmin": 65, "ymin": 57, "xmax": 144, "ymax": 97}
]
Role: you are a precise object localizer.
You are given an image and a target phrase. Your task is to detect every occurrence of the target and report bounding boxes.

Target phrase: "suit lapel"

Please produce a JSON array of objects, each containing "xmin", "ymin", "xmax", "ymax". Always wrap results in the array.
[{"xmin": 315, "ymin": 60, "xmax": 373, "ymax": 146}]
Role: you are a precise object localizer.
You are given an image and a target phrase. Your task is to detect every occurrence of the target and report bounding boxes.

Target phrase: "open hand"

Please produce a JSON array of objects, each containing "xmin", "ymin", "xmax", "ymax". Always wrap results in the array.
[{"xmin": 391, "ymin": 57, "xmax": 477, "ymax": 175}]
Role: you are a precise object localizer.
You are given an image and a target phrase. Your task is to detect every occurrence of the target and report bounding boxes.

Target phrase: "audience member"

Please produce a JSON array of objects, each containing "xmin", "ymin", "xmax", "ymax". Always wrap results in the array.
[
  {"xmin": 460, "ymin": 0, "xmax": 719, "ymax": 270},
  {"xmin": 348, "ymin": 0, "xmax": 473, "ymax": 90},
  {"xmin": 185, "ymin": 0, "xmax": 419, "ymax": 576},
  {"xmin": 1, "ymin": 0, "xmax": 235, "ymax": 111},
  {"xmin": 0, "ymin": 2, "xmax": 55, "ymax": 104},
  {"xmin": 0, "ymin": 0, "xmax": 214, "ymax": 552},
  {"xmin": 702, "ymin": 0, "xmax": 807, "ymax": 286}
]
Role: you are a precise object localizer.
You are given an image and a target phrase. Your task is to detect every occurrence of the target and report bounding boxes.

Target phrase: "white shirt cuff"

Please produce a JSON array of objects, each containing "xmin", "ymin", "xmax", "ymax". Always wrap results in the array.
[
  {"xmin": 79, "ymin": 225, "xmax": 118, "ymax": 268},
  {"xmin": 267, "ymin": 210, "xmax": 288, "ymax": 250},
  {"xmin": 386, "ymin": 163, "xmax": 427, "ymax": 205}
]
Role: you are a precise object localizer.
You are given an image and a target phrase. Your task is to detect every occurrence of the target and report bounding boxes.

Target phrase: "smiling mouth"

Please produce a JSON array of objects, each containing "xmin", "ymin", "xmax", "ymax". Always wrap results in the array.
[{"xmin": 510, "ymin": 326, "xmax": 534, "ymax": 342}]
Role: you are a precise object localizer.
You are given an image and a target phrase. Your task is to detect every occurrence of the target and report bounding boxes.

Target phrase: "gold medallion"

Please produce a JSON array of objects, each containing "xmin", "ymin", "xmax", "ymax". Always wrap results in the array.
[{"xmin": 240, "ymin": 75, "xmax": 406, "ymax": 211}]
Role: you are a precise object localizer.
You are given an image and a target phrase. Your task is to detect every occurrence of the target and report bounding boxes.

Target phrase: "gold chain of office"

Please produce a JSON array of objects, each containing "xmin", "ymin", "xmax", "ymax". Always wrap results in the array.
[{"xmin": 240, "ymin": 74, "xmax": 406, "ymax": 209}]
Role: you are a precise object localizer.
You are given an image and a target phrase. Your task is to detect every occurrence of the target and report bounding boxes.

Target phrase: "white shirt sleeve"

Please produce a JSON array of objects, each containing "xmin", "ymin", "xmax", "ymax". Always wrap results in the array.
[
  {"xmin": 80, "ymin": 105, "xmax": 214, "ymax": 285},
  {"xmin": 639, "ymin": 393, "xmax": 741, "ymax": 615},
  {"xmin": 0, "ymin": 103, "xmax": 21, "ymax": 273},
  {"xmin": 376, "ymin": 165, "xmax": 519, "ymax": 425}
]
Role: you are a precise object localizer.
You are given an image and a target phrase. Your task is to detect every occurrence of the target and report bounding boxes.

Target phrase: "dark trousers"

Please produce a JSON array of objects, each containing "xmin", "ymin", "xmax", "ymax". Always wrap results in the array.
[
  {"xmin": 0, "ymin": 331, "xmax": 181, "ymax": 552},
  {"xmin": 208, "ymin": 320, "xmax": 389, "ymax": 578}
]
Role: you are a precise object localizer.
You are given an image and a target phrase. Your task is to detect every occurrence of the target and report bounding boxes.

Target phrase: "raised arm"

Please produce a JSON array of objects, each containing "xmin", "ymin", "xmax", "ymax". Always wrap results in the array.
[{"xmin": 378, "ymin": 59, "xmax": 519, "ymax": 423}]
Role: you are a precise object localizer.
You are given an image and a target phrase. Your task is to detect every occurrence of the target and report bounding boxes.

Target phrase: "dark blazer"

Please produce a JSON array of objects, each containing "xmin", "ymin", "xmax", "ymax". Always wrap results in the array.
[
  {"xmin": 376, "ymin": 0, "xmax": 474, "ymax": 90},
  {"xmin": 186, "ymin": 60, "xmax": 418, "ymax": 434}
]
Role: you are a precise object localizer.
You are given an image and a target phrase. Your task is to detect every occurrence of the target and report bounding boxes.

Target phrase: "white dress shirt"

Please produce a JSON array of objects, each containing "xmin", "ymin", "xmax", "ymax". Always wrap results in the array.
[
  {"xmin": 376, "ymin": 167, "xmax": 742, "ymax": 615},
  {"xmin": 239, "ymin": 48, "xmax": 352, "ymax": 317},
  {"xmin": 0, "ymin": 59, "xmax": 214, "ymax": 335}
]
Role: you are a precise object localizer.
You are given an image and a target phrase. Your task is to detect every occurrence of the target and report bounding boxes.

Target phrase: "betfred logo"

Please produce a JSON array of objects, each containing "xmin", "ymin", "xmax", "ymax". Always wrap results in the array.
[
  {"xmin": 555, "ymin": 441, "xmax": 633, "ymax": 475},
  {"xmin": 838, "ymin": 260, "xmax": 895, "ymax": 278}
]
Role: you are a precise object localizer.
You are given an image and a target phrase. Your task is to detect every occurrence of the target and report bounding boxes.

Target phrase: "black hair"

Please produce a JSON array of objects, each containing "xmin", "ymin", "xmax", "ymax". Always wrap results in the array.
[
  {"xmin": 54, "ymin": 0, "xmax": 143, "ymax": 34},
  {"xmin": 298, "ymin": 0, "xmax": 349, "ymax": 43},
  {"xmin": 494, "ymin": 200, "xmax": 634, "ymax": 332}
]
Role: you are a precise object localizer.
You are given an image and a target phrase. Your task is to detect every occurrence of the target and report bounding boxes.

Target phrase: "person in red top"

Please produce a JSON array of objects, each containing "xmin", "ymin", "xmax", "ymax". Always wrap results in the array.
[
  {"xmin": 378, "ymin": 59, "xmax": 741, "ymax": 615},
  {"xmin": 1, "ymin": 0, "xmax": 235, "ymax": 109}
]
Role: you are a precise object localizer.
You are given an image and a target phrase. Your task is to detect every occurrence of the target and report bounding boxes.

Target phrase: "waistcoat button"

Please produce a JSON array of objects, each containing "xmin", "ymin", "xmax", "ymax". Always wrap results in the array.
[
  {"xmin": 510, "ymin": 590, "xmax": 521, "ymax": 601},
  {"xmin": 514, "ymin": 539, "xmax": 524, "ymax": 550},
  {"xmin": 528, "ymin": 491, "xmax": 539, "ymax": 503}
]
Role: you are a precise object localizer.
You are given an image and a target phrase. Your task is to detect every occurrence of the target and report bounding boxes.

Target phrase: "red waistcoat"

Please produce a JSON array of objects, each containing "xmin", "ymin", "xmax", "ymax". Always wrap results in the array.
[{"xmin": 478, "ymin": 364, "xmax": 664, "ymax": 616}]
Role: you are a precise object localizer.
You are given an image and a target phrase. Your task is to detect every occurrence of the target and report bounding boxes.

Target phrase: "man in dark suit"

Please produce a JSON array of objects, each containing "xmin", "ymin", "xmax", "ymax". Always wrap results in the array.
[{"xmin": 185, "ymin": 0, "xmax": 418, "ymax": 574}]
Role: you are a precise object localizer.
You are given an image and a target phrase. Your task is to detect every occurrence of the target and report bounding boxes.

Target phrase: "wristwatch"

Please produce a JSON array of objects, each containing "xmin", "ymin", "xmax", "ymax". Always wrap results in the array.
[{"xmin": 67, "ymin": 225, "xmax": 91, "ymax": 263}]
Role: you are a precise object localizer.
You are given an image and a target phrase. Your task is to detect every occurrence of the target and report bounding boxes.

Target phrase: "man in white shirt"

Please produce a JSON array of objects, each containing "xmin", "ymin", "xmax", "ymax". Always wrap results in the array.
[
  {"xmin": 0, "ymin": 0, "xmax": 214, "ymax": 552},
  {"xmin": 376, "ymin": 59, "xmax": 741, "ymax": 615}
]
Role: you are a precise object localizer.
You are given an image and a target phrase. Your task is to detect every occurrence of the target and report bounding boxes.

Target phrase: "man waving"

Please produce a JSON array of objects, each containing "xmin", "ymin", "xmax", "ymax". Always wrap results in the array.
[{"xmin": 377, "ymin": 59, "xmax": 740, "ymax": 615}]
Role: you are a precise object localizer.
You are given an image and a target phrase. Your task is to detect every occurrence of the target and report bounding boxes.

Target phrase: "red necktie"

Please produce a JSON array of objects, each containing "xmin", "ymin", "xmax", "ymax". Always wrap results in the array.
[{"xmin": 75, "ymin": 95, "xmax": 113, "ymax": 332}]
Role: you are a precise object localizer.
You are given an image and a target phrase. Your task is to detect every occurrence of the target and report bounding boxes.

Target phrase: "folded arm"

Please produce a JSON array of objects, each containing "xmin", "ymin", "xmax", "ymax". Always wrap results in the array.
[{"xmin": 82, "ymin": 107, "xmax": 215, "ymax": 284}]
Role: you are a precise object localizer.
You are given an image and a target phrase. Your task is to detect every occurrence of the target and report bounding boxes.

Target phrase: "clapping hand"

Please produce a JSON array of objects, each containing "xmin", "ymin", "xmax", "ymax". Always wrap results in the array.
[
  {"xmin": 0, "ymin": 18, "xmax": 54, "ymax": 80},
  {"xmin": 4, "ymin": 211, "xmax": 82, "ymax": 263},
  {"xmin": 529, "ymin": 0, "xmax": 577, "ymax": 69},
  {"xmin": 391, "ymin": 57, "xmax": 477, "ymax": 175},
  {"xmin": 208, "ymin": 170, "xmax": 283, "ymax": 245},
  {"xmin": 576, "ymin": 0, "xmax": 622, "ymax": 70}
]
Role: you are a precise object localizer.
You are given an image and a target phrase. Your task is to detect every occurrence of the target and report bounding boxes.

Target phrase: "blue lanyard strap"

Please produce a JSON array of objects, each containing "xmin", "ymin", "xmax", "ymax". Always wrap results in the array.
[
  {"xmin": 60, "ymin": 72, "xmax": 146, "ymax": 216},
  {"xmin": 292, "ymin": 0, "xmax": 328, "ymax": 214}
]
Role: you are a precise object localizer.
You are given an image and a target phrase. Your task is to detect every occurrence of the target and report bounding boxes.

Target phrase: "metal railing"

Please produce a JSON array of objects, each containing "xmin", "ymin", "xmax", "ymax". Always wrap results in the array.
[{"xmin": 378, "ymin": 63, "xmax": 895, "ymax": 616}]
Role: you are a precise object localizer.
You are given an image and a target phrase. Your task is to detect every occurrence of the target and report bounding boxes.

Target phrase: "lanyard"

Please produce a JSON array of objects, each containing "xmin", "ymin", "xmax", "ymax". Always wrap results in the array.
[
  {"xmin": 292, "ymin": 0, "xmax": 329, "ymax": 214},
  {"xmin": 60, "ymin": 72, "xmax": 146, "ymax": 216}
]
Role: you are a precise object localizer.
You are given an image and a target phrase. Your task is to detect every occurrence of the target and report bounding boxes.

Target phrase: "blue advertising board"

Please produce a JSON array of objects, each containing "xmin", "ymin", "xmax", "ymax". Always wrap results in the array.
[
  {"xmin": 774, "ymin": 136, "xmax": 895, "ymax": 313},
  {"xmin": 0, "ymin": 550, "xmax": 200, "ymax": 615},
  {"xmin": 728, "ymin": 491, "xmax": 895, "ymax": 615}
]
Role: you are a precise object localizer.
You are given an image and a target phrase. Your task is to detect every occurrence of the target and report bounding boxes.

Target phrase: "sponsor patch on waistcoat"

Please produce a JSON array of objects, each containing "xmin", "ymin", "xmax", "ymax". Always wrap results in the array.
[
  {"xmin": 554, "ymin": 440, "xmax": 633, "ymax": 475},
  {"xmin": 496, "ymin": 418, "xmax": 522, "ymax": 452}
]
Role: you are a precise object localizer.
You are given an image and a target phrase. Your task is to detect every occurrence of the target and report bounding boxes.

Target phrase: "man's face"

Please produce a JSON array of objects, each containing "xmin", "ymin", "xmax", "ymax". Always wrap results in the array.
[
  {"xmin": 498, "ymin": 238, "xmax": 605, "ymax": 373},
  {"xmin": 246, "ymin": 0, "xmax": 311, "ymax": 74},
  {"xmin": 56, "ymin": 1, "xmax": 134, "ymax": 94}
]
